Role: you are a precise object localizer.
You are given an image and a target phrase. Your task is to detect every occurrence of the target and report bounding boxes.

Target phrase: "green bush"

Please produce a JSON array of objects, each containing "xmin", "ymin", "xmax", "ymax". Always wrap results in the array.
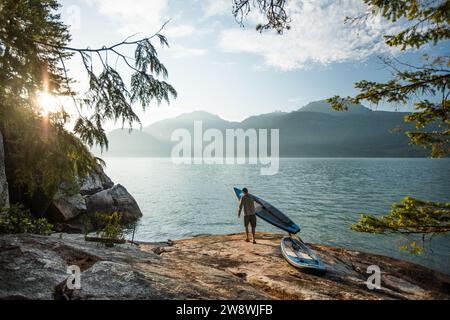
[
  {"xmin": 95, "ymin": 211, "xmax": 124, "ymax": 242},
  {"xmin": 0, "ymin": 204, "xmax": 53, "ymax": 235}
]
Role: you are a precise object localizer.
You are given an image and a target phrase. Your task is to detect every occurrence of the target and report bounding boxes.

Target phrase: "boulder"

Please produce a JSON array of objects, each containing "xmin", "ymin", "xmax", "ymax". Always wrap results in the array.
[
  {"xmin": 80, "ymin": 166, "xmax": 114, "ymax": 196},
  {"xmin": 48, "ymin": 180, "xmax": 140, "ymax": 233},
  {"xmin": 0, "ymin": 131, "xmax": 9, "ymax": 209},
  {"xmin": 48, "ymin": 190, "xmax": 87, "ymax": 222},
  {"xmin": 68, "ymin": 261, "xmax": 156, "ymax": 300},
  {"xmin": 0, "ymin": 234, "xmax": 69, "ymax": 299},
  {"xmin": 45, "ymin": 166, "xmax": 114, "ymax": 228},
  {"xmin": 86, "ymin": 184, "xmax": 142, "ymax": 226}
]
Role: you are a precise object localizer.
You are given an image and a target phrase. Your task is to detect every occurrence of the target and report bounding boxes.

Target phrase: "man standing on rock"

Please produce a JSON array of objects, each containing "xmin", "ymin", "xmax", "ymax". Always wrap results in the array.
[{"xmin": 238, "ymin": 188, "xmax": 257, "ymax": 244}]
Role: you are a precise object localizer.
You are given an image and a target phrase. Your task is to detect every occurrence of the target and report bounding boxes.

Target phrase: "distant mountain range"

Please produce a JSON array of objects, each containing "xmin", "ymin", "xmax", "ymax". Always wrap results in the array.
[{"xmin": 92, "ymin": 100, "xmax": 430, "ymax": 157}]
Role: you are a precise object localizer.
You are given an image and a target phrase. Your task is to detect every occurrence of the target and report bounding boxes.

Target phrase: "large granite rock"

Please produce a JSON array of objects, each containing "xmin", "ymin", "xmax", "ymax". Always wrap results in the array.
[
  {"xmin": 0, "ymin": 232, "xmax": 448, "ymax": 300},
  {"xmin": 86, "ymin": 184, "xmax": 142, "ymax": 226},
  {"xmin": 79, "ymin": 166, "xmax": 114, "ymax": 196},
  {"xmin": 48, "ymin": 166, "xmax": 113, "ymax": 222},
  {"xmin": 46, "ymin": 168, "xmax": 137, "ymax": 233},
  {"xmin": 0, "ymin": 131, "xmax": 9, "ymax": 209},
  {"xmin": 48, "ymin": 190, "xmax": 87, "ymax": 222}
]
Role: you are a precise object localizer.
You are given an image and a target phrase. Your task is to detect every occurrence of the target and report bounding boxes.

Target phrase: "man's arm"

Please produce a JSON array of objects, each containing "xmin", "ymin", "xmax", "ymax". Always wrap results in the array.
[
  {"xmin": 252, "ymin": 195, "xmax": 266, "ymax": 210},
  {"xmin": 238, "ymin": 198, "xmax": 244, "ymax": 217}
]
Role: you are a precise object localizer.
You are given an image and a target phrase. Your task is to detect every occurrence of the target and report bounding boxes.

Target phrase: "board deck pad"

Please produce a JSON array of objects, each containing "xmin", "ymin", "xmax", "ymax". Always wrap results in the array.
[{"xmin": 281, "ymin": 236, "xmax": 325, "ymax": 270}]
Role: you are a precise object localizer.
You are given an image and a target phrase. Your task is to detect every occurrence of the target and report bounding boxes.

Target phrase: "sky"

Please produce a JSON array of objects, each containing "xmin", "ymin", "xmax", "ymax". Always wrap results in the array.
[{"xmin": 57, "ymin": 0, "xmax": 448, "ymax": 131}]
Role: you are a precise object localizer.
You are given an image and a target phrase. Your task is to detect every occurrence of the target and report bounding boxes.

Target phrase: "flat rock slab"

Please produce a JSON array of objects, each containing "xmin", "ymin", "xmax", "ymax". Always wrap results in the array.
[
  {"xmin": 141, "ymin": 233, "xmax": 450, "ymax": 300},
  {"xmin": 0, "ymin": 233, "xmax": 449, "ymax": 300}
]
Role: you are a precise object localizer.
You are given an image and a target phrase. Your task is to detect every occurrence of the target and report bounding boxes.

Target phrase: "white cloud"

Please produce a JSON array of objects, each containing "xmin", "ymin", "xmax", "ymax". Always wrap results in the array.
[
  {"xmin": 84, "ymin": 0, "xmax": 207, "ymax": 58},
  {"xmin": 219, "ymin": 0, "xmax": 402, "ymax": 70},
  {"xmin": 164, "ymin": 24, "xmax": 196, "ymax": 38},
  {"xmin": 84, "ymin": 0, "xmax": 204, "ymax": 38},
  {"xmin": 169, "ymin": 44, "xmax": 207, "ymax": 58},
  {"xmin": 84, "ymin": 0, "xmax": 170, "ymax": 36},
  {"xmin": 202, "ymin": 0, "xmax": 231, "ymax": 18}
]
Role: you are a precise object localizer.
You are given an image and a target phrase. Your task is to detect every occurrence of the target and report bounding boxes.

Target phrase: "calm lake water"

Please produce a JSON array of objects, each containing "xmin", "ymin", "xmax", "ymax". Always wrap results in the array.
[{"xmin": 103, "ymin": 158, "xmax": 450, "ymax": 274}]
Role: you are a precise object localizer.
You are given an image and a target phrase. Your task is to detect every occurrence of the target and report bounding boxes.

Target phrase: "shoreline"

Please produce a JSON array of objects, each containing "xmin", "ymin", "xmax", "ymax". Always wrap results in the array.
[
  {"xmin": 125, "ymin": 230, "xmax": 450, "ymax": 276},
  {"xmin": 1, "ymin": 232, "xmax": 449, "ymax": 300}
]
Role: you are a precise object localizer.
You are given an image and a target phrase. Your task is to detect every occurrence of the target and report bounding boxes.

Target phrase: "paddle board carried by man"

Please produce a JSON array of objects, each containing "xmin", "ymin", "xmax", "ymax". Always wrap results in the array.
[
  {"xmin": 237, "ymin": 187, "xmax": 258, "ymax": 244},
  {"xmin": 233, "ymin": 187, "xmax": 324, "ymax": 271}
]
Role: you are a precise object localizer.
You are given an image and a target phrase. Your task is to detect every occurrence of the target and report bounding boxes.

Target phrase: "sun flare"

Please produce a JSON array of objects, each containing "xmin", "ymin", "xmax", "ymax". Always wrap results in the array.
[{"xmin": 36, "ymin": 91, "xmax": 60, "ymax": 115}]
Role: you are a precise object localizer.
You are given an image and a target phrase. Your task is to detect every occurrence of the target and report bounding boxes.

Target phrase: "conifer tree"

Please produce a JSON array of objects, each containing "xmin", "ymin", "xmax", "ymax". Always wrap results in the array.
[{"xmin": 0, "ymin": 0, "xmax": 176, "ymax": 209}]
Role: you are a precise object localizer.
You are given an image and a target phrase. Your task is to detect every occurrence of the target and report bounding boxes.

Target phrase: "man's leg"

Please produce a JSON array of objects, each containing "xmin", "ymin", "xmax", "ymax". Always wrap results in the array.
[
  {"xmin": 251, "ymin": 216, "xmax": 256, "ymax": 244},
  {"xmin": 244, "ymin": 216, "xmax": 250, "ymax": 241},
  {"xmin": 248, "ymin": 216, "xmax": 256, "ymax": 243}
]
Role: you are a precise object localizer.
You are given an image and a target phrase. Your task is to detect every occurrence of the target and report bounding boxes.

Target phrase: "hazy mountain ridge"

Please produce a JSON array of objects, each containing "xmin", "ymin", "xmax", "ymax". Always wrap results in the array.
[
  {"xmin": 93, "ymin": 100, "xmax": 428, "ymax": 157},
  {"xmin": 298, "ymin": 100, "xmax": 372, "ymax": 115}
]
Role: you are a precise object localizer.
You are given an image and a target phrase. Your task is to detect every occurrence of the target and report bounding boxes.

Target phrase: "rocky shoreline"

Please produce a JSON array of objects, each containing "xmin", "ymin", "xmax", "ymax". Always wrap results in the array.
[
  {"xmin": 0, "ymin": 232, "xmax": 448, "ymax": 300},
  {"xmin": 1, "ymin": 130, "xmax": 142, "ymax": 234},
  {"xmin": 2, "ymin": 132, "xmax": 449, "ymax": 300},
  {"xmin": 41, "ymin": 165, "xmax": 143, "ymax": 233}
]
